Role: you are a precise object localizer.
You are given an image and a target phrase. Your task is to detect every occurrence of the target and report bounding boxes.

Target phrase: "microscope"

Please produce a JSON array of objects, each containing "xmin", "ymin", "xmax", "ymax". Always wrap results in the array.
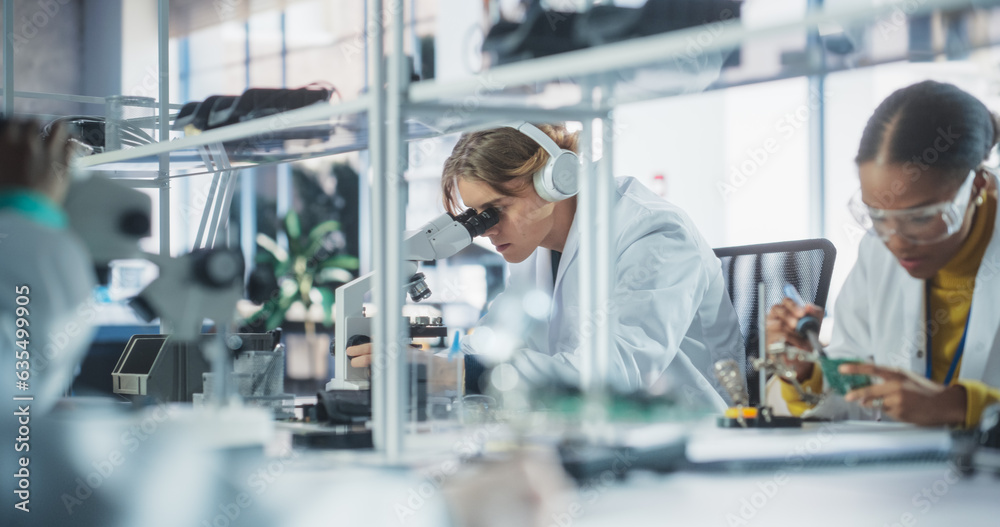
[
  {"xmin": 312, "ymin": 204, "xmax": 500, "ymax": 432},
  {"xmin": 65, "ymin": 175, "xmax": 246, "ymax": 404},
  {"xmin": 64, "ymin": 175, "xmax": 245, "ymax": 342},
  {"xmin": 326, "ymin": 207, "xmax": 499, "ymax": 391}
]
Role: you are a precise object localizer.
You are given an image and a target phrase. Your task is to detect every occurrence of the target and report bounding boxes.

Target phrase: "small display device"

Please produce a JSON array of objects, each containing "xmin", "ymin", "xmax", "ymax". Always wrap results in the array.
[
  {"xmin": 112, "ymin": 334, "xmax": 208, "ymax": 401},
  {"xmin": 112, "ymin": 335, "xmax": 169, "ymax": 395},
  {"xmin": 115, "ymin": 336, "xmax": 166, "ymax": 376}
]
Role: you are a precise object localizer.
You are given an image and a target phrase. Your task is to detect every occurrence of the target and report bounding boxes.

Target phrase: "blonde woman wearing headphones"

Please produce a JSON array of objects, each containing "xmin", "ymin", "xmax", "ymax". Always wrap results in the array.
[{"xmin": 350, "ymin": 123, "xmax": 743, "ymax": 409}]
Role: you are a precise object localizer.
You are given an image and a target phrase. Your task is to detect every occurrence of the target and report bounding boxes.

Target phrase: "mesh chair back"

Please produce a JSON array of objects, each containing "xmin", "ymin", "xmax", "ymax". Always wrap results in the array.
[{"xmin": 713, "ymin": 239, "xmax": 836, "ymax": 406}]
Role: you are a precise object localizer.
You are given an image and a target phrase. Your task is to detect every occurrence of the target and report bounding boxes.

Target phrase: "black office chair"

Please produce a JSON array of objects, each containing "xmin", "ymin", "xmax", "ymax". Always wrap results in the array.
[{"xmin": 713, "ymin": 239, "xmax": 836, "ymax": 407}]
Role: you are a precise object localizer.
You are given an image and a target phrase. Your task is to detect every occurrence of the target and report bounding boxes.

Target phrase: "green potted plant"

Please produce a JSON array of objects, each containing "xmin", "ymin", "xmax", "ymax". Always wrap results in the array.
[
  {"xmin": 249, "ymin": 209, "xmax": 359, "ymax": 364},
  {"xmin": 237, "ymin": 163, "xmax": 360, "ymax": 383}
]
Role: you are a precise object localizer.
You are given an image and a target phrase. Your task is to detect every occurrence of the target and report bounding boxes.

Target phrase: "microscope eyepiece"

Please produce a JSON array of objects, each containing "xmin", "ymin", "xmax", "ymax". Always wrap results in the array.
[
  {"xmin": 460, "ymin": 207, "xmax": 500, "ymax": 237},
  {"xmin": 451, "ymin": 208, "xmax": 478, "ymax": 223}
]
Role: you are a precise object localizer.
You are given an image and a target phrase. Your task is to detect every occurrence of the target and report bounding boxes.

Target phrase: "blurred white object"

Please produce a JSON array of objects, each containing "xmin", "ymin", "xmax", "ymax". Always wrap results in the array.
[{"xmin": 442, "ymin": 449, "xmax": 574, "ymax": 527}]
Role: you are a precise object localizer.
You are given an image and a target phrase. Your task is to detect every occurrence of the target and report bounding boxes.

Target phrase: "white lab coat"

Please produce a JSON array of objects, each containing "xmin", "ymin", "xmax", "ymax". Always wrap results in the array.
[
  {"xmin": 826, "ymin": 192, "xmax": 1000, "ymax": 388},
  {"xmin": 0, "ymin": 211, "xmax": 96, "ymax": 414},
  {"xmin": 464, "ymin": 177, "xmax": 744, "ymax": 410}
]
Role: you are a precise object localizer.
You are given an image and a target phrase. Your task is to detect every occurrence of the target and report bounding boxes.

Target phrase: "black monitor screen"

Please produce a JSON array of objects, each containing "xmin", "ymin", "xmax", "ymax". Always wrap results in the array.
[{"xmin": 118, "ymin": 337, "xmax": 167, "ymax": 375}]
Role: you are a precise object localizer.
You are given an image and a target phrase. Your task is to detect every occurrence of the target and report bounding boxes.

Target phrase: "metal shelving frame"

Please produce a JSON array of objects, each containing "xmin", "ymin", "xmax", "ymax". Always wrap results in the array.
[{"xmin": 24, "ymin": 0, "xmax": 1000, "ymax": 456}]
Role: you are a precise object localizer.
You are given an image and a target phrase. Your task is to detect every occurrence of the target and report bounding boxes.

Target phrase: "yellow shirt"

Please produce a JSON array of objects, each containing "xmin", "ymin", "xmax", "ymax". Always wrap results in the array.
[{"xmin": 781, "ymin": 190, "xmax": 1000, "ymax": 427}]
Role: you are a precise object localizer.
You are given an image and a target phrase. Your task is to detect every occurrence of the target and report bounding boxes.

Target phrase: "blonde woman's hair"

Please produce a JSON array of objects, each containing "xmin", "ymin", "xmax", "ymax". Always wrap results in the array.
[{"xmin": 441, "ymin": 124, "xmax": 578, "ymax": 214}]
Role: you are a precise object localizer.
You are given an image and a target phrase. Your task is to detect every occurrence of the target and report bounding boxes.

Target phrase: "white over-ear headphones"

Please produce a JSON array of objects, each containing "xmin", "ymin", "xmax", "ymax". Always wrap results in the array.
[{"xmin": 509, "ymin": 122, "xmax": 580, "ymax": 202}]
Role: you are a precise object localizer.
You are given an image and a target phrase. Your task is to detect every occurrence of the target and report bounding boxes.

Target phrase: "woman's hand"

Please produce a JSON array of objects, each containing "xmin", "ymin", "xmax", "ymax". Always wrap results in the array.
[
  {"xmin": 840, "ymin": 363, "xmax": 967, "ymax": 427},
  {"xmin": 345, "ymin": 342, "xmax": 373, "ymax": 368},
  {"xmin": 343, "ymin": 341, "xmax": 424, "ymax": 368},
  {"xmin": 766, "ymin": 298, "xmax": 825, "ymax": 381}
]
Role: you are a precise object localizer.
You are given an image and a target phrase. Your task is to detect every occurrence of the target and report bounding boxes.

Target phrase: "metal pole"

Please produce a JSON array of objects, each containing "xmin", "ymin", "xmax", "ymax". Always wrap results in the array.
[
  {"xmin": 409, "ymin": 0, "xmax": 420, "ymax": 80},
  {"xmin": 243, "ymin": 20, "xmax": 250, "ymax": 90},
  {"xmin": 208, "ymin": 146, "xmax": 238, "ymax": 248},
  {"xmin": 158, "ymin": 0, "xmax": 171, "ymax": 256},
  {"xmin": 808, "ymin": 74, "xmax": 826, "ymax": 238},
  {"xmin": 807, "ymin": 0, "xmax": 827, "ymax": 239},
  {"xmin": 3, "ymin": 0, "xmax": 13, "ymax": 115},
  {"xmin": 368, "ymin": 0, "xmax": 389, "ymax": 452},
  {"xmin": 362, "ymin": 0, "xmax": 368, "ymax": 92},
  {"xmin": 194, "ymin": 172, "xmax": 220, "ymax": 248},
  {"xmin": 359, "ymin": 0, "xmax": 371, "ymax": 276},
  {"xmin": 758, "ymin": 282, "xmax": 767, "ymax": 406},
  {"xmin": 276, "ymin": 164, "xmax": 291, "ymax": 250},
  {"xmin": 383, "ymin": 0, "xmax": 408, "ymax": 461},
  {"xmin": 578, "ymin": 115, "xmax": 596, "ymax": 393},
  {"xmin": 241, "ymin": 168, "xmax": 257, "ymax": 283},
  {"xmin": 280, "ymin": 11, "xmax": 287, "ymax": 88},
  {"xmin": 580, "ymin": 86, "xmax": 614, "ymax": 426},
  {"xmin": 595, "ymin": 101, "xmax": 614, "ymax": 395}
]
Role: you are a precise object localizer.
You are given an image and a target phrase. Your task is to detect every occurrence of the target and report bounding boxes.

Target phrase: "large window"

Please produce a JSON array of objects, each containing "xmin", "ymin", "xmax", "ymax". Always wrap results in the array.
[{"xmin": 615, "ymin": 77, "xmax": 812, "ymax": 249}]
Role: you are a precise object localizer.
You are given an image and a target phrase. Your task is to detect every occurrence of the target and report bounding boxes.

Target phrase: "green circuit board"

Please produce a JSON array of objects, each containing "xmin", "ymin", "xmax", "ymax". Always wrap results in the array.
[{"xmin": 819, "ymin": 357, "xmax": 872, "ymax": 395}]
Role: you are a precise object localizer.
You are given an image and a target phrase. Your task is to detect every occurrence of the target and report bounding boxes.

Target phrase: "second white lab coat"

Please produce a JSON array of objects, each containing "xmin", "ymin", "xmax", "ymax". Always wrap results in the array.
[
  {"xmin": 464, "ymin": 177, "xmax": 744, "ymax": 410},
  {"xmin": 825, "ymin": 191, "xmax": 1000, "ymax": 388},
  {"xmin": 0, "ymin": 211, "xmax": 96, "ymax": 414}
]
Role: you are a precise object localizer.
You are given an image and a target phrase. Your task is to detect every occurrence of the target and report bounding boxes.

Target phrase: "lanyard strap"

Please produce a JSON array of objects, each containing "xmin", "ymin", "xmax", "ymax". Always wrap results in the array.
[{"xmin": 925, "ymin": 280, "xmax": 971, "ymax": 385}]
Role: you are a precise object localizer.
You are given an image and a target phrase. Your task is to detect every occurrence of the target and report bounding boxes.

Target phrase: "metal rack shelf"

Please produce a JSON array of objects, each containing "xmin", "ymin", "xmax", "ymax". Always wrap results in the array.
[
  {"xmin": 411, "ymin": 0, "xmax": 1000, "ymax": 108},
  {"xmin": 77, "ymin": 101, "xmax": 606, "ymax": 179},
  {"xmin": 63, "ymin": 0, "xmax": 1000, "ymax": 458},
  {"xmin": 77, "ymin": 0, "xmax": 1000, "ymax": 180}
]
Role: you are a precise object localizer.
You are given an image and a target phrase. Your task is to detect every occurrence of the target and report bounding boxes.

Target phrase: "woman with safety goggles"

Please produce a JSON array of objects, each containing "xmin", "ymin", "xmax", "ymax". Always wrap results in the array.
[{"xmin": 768, "ymin": 80, "xmax": 1000, "ymax": 428}]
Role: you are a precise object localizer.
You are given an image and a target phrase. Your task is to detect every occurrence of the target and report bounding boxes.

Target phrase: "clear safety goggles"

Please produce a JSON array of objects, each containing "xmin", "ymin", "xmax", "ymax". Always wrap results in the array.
[{"xmin": 848, "ymin": 169, "xmax": 977, "ymax": 245}]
